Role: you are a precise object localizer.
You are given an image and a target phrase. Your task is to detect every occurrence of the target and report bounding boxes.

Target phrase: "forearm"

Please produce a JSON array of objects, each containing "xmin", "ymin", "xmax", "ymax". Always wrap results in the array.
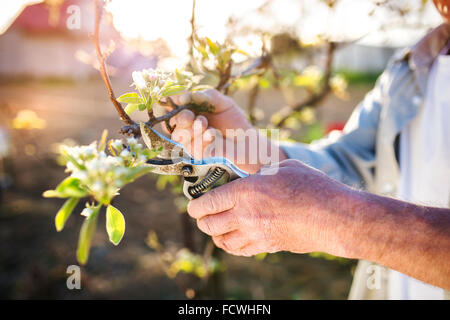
[{"xmin": 334, "ymin": 189, "xmax": 450, "ymax": 289}]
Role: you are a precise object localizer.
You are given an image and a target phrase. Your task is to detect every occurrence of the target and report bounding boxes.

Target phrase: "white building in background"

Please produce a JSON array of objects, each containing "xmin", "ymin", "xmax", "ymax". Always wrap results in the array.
[{"xmin": 333, "ymin": 43, "xmax": 398, "ymax": 73}]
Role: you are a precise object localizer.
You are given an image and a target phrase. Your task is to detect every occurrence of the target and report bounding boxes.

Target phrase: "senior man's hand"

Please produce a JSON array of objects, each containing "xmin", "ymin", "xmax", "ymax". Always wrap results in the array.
[{"xmin": 187, "ymin": 159, "xmax": 355, "ymax": 257}]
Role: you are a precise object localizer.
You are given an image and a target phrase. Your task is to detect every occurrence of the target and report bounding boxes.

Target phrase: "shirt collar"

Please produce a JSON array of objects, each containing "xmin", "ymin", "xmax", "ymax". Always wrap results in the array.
[{"xmin": 396, "ymin": 24, "xmax": 450, "ymax": 94}]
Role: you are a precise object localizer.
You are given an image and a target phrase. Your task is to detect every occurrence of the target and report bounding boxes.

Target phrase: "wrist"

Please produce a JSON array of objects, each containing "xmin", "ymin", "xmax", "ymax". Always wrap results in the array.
[{"xmin": 319, "ymin": 185, "xmax": 366, "ymax": 259}]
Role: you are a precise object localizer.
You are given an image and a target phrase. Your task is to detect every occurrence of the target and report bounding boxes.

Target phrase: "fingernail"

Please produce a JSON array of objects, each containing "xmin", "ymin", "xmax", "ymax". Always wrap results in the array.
[{"xmin": 203, "ymin": 131, "xmax": 213, "ymax": 141}]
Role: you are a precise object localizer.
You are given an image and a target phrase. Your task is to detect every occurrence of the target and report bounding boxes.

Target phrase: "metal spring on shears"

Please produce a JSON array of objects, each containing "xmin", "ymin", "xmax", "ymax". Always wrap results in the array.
[{"xmin": 188, "ymin": 167, "xmax": 226, "ymax": 198}]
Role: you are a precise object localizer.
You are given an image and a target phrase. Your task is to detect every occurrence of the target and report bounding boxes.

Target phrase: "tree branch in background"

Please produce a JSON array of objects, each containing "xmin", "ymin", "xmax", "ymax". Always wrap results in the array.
[
  {"xmin": 91, "ymin": 0, "xmax": 134, "ymax": 126},
  {"xmin": 189, "ymin": 0, "xmax": 197, "ymax": 61},
  {"xmin": 247, "ymin": 78, "xmax": 261, "ymax": 126},
  {"xmin": 275, "ymin": 41, "xmax": 337, "ymax": 128}
]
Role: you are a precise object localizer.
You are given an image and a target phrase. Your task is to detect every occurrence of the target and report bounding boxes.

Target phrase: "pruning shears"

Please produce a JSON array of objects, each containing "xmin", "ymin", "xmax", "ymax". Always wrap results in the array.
[{"xmin": 140, "ymin": 122, "xmax": 249, "ymax": 199}]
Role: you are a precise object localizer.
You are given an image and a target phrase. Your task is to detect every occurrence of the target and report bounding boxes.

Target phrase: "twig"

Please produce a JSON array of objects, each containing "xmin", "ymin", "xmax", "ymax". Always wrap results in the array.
[
  {"xmin": 275, "ymin": 41, "xmax": 337, "ymax": 128},
  {"xmin": 189, "ymin": 0, "xmax": 197, "ymax": 60},
  {"xmin": 247, "ymin": 79, "xmax": 260, "ymax": 126},
  {"xmin": 216, "ymin": 60, "xmax": 233, "ymax": 94},
  {"xmin": 91, "ymin": 0, "xmax": 134, "ymax": 126}
]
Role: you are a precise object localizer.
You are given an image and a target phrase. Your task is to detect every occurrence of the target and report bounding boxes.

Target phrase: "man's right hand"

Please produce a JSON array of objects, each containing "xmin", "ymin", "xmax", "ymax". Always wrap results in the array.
[{"xmin": 165, "ymin": 89, "xmax": 287, "ymax": 174}]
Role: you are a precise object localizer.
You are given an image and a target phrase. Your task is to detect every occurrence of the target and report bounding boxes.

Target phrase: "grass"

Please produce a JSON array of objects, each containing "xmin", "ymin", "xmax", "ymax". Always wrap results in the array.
[{"xmin": 335, "ymin": 69, "xmax": 382, "ymax": 86}]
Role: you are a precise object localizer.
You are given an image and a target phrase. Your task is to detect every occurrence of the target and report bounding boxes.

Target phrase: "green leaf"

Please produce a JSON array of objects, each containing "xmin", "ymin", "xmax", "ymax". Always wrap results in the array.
[
  {"xmin": 43, "ymin": 190, "xmax": 62, "ymax": 198},
  {"xmin": 44, "ymin": 177, "xmax": 88, "ymax": 198},
  {"xmin": 106, "ymin": 205, "xmax": 125, "ymax": 246},
  {"xmin": 196, "ymin": 44, "xmax": 209, "ymax": 59},
  {"xmin": 56, "ymin": 177, "xmax": 88, "ymax": 197},
  {"xmin": 124, "ymin": 103, "xmax": 139, "ymax": 115},
  {"xmin": 98, "ymin": 129, "xmax": 108, "ymax": 152},
  {"xmin": 77, "ymin": 205, "xmax": 101, "ymax": 265},
  {"xmin": 161, "ymin": 85, "xmax": 186, "ymax": 97},
  {"xmin": 142, "ymin": 146, "xmax": 163, "ymax": 159},
  {"xmin": 206, "ymin": 37, "xmax": 219, "ymax": 55},
  {"xmin": 55, "ymin": 197, "xmax": 79, "ymax": 232},
  {"xmin": 117, "ymin": 92, "xmax": 143, "ymax": 104},
  {"xmin": 124, "ymin": 166, "xmax": 154, "ymax": 182},
  {"xmin": 138, "ymin": 103, "xmax": 147, "ymax": 111}
]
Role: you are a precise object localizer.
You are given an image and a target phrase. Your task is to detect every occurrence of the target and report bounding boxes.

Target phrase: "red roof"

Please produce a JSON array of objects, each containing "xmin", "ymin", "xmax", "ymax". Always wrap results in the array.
[{"xmin": 10, "ymin": 0, "xmax": 81, "ymax": 33}]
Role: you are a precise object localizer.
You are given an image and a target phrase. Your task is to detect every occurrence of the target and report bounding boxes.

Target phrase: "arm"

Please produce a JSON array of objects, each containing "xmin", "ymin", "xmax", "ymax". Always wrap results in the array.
[
  {"xmin": 187, "ymin": 160, "xmax": 450, "ymax": 289},
  {"xmin": 344, "ymin": 188, "xmax": 450, "ymax": 289}
]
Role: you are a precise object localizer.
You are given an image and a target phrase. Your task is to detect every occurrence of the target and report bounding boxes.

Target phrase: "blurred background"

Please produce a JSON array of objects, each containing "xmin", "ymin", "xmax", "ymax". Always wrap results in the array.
[{"xmin": 0, "ymin": 0, "xmax": 442, "ymax": 299}]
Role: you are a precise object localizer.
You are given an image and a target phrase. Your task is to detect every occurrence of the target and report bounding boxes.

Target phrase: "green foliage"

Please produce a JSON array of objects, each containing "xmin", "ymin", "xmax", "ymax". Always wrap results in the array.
[
  {"xmin": 43, "ymin": 177, "xmax": 88, "ymax": 198},
  {"xmin": 44, "ymin": 131, "xmax": 160, "ymax": 264},
  {"xmin": 77, "ymin": 204, "xmax": 101, "ymax": 265},
  {"xmin": 106, "ymin": 205, "xmax": 126, "ymax": 245},
  {"xmin": 309, "ymin": 252, "xmax": 351, "ymax": 264},
  {"xmin": 117, "ymin": 92, "xmax": 143, "ymax": 104},
  {"xmin": 55, "ymin": 197, "xmax": 79, "ymax": 232},
  {"xmin": 335, "ymin": 70, "xmax": 381, "ymax": 86},
  {"xmin": 301, "ymin": 123, "xmax": 325, "ymax": 144},
  {"xmin": 167, "ymin": 248, "xmax": 225, "ymax": 279}
]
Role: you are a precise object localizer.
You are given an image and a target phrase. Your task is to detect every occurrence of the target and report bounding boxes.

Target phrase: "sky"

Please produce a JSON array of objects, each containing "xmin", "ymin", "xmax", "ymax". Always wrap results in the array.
[
  {"xmin": 0, "ymin": 0, "xmax": 443, "ymax": 56},
  {"xmin": 105, "ymin": 0, "xmax": 442, "ymax": 55},
  {"xmin": 0, "ymin": 0, "xmax": 43, "ymax": 34}
]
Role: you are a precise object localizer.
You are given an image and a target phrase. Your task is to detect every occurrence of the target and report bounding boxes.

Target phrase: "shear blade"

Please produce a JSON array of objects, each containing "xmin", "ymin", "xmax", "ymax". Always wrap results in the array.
[{"xmin": 139, "ymin": 122, "xmax": 191, "ymax": 160}]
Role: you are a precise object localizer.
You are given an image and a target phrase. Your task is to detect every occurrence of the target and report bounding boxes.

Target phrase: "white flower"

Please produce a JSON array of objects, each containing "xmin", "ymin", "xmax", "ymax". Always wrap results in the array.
[
  {"xmin": 82, "ymin": 143, "xmax": 96, "ymax": 156},
  {"xmin": 132, "ymin": 71, "xmax": 147, "ymax": 89},
  {"xmin": 138, "ymin": 155, "xmax": 147, "ymax": 162},
  {"xmin": 111, "ymin": 139, "xmax": 123, "ymax": 150},
  {"xmin": 127, "ymin": 137, "xmax": 137, "ymax": 145},
  {"xmin": 80, "ymin": 207, "xmax": 94, "ymax": 218},
  {"xmin": 72, "ymin": 171, "xmax": 88, "ymax": 181},
  {"xmin": 152, "ymin": 86, "xmax": 160, "ymax": 94},
  {"xmin": 120, "ymin": 149, "xmax": 130, "ymax": 157},
  {"xmin": 91, "ymin": 181, "xmax": 103, "ymax": 192}
]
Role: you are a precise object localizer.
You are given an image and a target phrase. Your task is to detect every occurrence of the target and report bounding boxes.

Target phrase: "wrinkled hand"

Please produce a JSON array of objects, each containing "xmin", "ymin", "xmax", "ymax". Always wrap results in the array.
[
  {"xmin": 187, "ymin": 159, "xmax": 353, "ymax": 257},
  {"xmin": 164, "ymin": 89, "xmax": 286, "ymax": 174}
]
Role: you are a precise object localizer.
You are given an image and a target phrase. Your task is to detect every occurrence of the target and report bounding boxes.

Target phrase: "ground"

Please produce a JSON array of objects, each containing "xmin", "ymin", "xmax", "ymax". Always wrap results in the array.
[{"xmin": 0, "ymin": 78, "xmax": 372, "ymax": 299}]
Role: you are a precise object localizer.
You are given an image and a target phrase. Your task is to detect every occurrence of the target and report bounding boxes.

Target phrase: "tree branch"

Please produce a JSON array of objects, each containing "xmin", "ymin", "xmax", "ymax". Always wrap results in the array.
[
  {"xmin": 91, "ymin": 0, "xmax": 134, "ymax": 126},
  {"xmin": 275, "ymin": 41, "xmax": 337, "ymax": 128}
]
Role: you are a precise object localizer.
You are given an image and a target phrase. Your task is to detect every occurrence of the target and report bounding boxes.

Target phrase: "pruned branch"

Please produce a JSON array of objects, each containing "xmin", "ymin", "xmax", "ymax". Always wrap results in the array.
[{"xmin": 91, "ymin": 0, "xmax": 134, "ymax": 126}]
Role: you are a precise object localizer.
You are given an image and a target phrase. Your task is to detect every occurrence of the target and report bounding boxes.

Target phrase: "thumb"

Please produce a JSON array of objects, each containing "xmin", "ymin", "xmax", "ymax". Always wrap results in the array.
[
  {"xmin": 192, "ymin": 89, "xmax": 235, "ymax": 113},
  {"xmin": 187, "ymin": 179, "xmax": 238, "ymax": 219}
]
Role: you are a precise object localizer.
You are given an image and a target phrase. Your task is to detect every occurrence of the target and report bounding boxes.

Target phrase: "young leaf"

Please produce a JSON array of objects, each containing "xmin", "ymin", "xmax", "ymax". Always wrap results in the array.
[
  {"xmin": 206, "ymin": 37, "xmax": 219, "ymax": 55},
  {"xmin": 44, "ymin": 177, "xmax": 88, "ymax": 198},
  {"xmin": 55, "ymin": 197, "xmax": 79, "ymax": 232},
  {"xmin": 196, "ymin": 44, "xmax": 209, "ymax": 59},
  {"xmin": 56, "ymin": 177, "xmax": 88, "ymax": 198},
  {"xmin": 98, "ymin": 129, "xmax": 108, "ymax": 152},
  {"xmin": 117, "ymin": 92, "xmax": 143, "ymax": 104},
  {"xmin": 161, "ymin": 85, "xmax": 186, "ymax": 97},
  {"xmin": 77, "ymin": 205, "xmax": 101, "ymax": 265},
  {"xmin": 123, "ymin": 166, "xmax": 154, "ymax": 183},
  {"xmin": 138, "ymin": 103, "xmax": 147, "ymax": 111},
  {"xmin": 142, "ymin": 146, "xmax": 163, "ymax": 160},
  {"xmin": 106, "ymin": 205, "xmax": 125, "ymax": 246},
  {"xmin": 124, "ymin": 103, "xmax": 139, "ymax": 115}
]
